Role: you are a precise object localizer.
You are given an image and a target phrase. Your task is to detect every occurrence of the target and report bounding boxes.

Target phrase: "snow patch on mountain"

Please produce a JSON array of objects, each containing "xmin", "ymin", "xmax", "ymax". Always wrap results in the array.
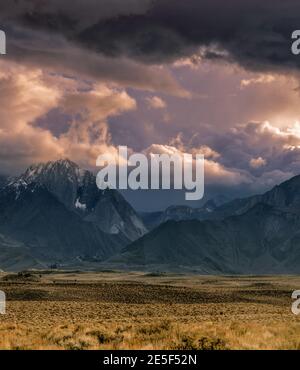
[{"xmin": 75, "ymin": 198, "xmax": 87, "ymax": 211}]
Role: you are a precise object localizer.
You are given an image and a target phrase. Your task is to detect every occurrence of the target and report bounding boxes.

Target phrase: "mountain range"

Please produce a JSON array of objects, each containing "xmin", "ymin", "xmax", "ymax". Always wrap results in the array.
[
  {"xmin": 1, "ymin": 159, "xmax": 300, "ymax": 273},
  {"xmin": 0, "ymin": 159, "xmax": 147, "ymax": 270},
  {"xmin": 109, "ymin": 175, "xmax": 300, "ymax": 274},
  {"xmin": 140, "ymin": 199, "xmax": 220, "ymax": 230}
]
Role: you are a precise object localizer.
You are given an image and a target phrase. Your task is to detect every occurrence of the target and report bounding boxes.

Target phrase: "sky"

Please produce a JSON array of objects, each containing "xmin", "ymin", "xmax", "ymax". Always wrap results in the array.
[{"xmin": 1, "ymin": 0, "xmax": 300, "ymax": 211}]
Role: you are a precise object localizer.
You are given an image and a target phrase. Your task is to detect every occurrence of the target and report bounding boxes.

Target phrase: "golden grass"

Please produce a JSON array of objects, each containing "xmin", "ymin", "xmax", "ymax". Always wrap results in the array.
[{"xmin": 0, "ymin": 272, "xmax": 299, "ymax": 350}]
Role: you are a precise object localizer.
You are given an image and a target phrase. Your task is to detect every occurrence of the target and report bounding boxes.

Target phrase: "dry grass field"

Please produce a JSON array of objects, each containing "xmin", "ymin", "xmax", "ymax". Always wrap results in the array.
[{"xmin": 0, "ymin": 271, "xmax": 300, "ymax": 350}]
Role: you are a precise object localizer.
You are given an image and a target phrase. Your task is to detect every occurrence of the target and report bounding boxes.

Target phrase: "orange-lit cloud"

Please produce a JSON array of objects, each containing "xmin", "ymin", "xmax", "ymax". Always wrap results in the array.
[{"xmin": 0, "ymin": 60, "xmax": 137, "ymax": 172}]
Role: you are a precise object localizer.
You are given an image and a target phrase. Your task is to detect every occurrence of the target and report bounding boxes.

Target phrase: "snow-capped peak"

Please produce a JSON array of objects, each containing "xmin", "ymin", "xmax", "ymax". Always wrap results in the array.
[
  {"xmin": 3, "ymin": 159, "xmax": 147, "ymax": 241},
  {"xmin": 19, "ymin": 158, "xmax": 88, "ymax": 187}
]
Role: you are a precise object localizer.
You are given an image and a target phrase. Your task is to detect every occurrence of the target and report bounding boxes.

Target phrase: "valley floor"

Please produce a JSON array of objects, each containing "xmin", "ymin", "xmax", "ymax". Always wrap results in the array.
[{"xmin": 0, "ymin": 271, "xmax": 299, "ymax": 350}]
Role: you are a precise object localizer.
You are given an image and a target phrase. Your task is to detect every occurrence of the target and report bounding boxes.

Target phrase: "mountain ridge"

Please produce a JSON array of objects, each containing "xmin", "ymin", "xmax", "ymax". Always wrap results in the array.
[
  {"xmin": 109, "ymin": 174, "xmax": 300, "ymax": 273},
  {"xmin": 8, "ymin": 158, "xmax": 147, "ymax": 240},
  {"xmin": 2, "ymin": 161, "xmax": 300, "ymax": 273},
  {"xmin": 0, "ymin": 159, "xmax": 147, "ymax": 269}
]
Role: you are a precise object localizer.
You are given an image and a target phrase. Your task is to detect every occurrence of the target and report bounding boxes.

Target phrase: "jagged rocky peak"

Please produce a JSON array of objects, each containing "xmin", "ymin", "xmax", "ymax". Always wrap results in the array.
[
  {"xmin": 10, "ymin": 158, "xmax": 96, "ymax": 211},
  {"xmin": 21, "ymin": 158, "xmax": 88, "ymax": 185},
  {"xmin": 5, "ymin": 158, "xmax": 147, "ymax": 241}
]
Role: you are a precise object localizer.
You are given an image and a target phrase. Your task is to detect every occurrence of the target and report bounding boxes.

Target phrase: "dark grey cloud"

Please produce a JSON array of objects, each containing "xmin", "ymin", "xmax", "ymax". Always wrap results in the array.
[
  {"xmin": 75, "ymin": 0, "xmax": 300, "ymax": 72},
  {"xmin": 6, "ymin": 25, "xmax": 187, "ymax": 96},
  {"xmin": 1, "ymin": 0, "xmax": 300, "ymax": 210},
  {"xmin": 1, "ymin": 0, "xmax": 299, "ymax": 73}
]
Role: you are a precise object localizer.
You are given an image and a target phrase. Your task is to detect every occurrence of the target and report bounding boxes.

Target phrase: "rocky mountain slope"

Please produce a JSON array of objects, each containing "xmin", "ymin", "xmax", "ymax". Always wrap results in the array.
[
  {"xmin": 0, "ymin": 234, "xmax": 45, "ymax": 272},
  {"xmin": 210, "ymin": 175, "xmax": 300, "ymax": 220},
  {"xmin": 111, "ymin": 204, "xmax": 300, "ymax": 273},
  {"xmin": 110, "ymin": 175, "xmax": 300, "ymax": 273},
  {"xmin": 2, "ymin": 161, "xmax": 300, "ymax": 273},
  {"xmin": 141, "ymin": 200, "xmax": 219, "ymax": 229},
  {"xmin": 0, "ymin": 181, "xmax": 127, "ymax": 262},
  {"xmin": 0, "ymin": 159, "xmax": 147, "ymax": 269},
  {"xmin": 15, "ymin": 159, "xmax": 147, "ymax": 240}
]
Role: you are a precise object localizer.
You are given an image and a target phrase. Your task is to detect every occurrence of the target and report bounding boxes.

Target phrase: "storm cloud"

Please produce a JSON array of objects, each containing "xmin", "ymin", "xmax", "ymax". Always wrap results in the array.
[
  {"xmin": 1, "ymin": 1, "xmax": 300, "ymax": 209},
  {"xmin": 2, "ymin": 0, "xmax": 300, "ymax": 74}
]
